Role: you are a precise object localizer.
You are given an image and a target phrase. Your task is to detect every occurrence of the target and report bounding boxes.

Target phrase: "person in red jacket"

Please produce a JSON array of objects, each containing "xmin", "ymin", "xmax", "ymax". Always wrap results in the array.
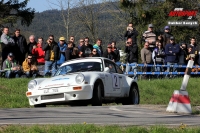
[{"xmin": 32, "ymin": 37, "xmax": 45, "ymax": 75}]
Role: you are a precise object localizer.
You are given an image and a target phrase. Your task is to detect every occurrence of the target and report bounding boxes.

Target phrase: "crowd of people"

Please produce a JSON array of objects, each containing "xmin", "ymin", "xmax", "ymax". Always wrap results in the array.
[
  {"xmin": 0, "ymin": 23, "xmax": 199, "ymax": 79},
  {"xmin": 0, "ymin": 27, "xmax": 120, "ymax": 78},
  {"xmin": 124, "ymin": 22, "xmax": 200, "ymax": 79}
]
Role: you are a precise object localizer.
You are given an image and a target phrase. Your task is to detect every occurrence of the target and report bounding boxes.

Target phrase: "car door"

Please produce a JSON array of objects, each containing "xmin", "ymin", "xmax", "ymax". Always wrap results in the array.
[{"xmin": 104, "ymin": 60, "xmax": 121, "ymax": 95}]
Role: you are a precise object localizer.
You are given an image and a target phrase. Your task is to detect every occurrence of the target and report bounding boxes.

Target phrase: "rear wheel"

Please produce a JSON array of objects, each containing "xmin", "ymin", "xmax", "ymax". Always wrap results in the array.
[
  {"xmin": 92, "ymin": 82, "xmax": 103, "ymax": 106},
  {"xmin": 122, "ymin": 85, "xmax": 139, "ymax": 105},
  {"xmin": 34, "ymin": 104, "xmax": 46, "ymax": 108}
]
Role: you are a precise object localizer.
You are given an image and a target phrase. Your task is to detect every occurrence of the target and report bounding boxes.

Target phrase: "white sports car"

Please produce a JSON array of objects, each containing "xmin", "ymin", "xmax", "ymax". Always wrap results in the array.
[{"xmin": 26, "ymin": 57, "xmax": 140, "ymax": 107}]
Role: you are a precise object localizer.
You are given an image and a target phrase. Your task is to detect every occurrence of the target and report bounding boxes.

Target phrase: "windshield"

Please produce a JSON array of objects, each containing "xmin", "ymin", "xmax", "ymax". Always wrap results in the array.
[{"xmin": 54, "ymin": 62, "xmax": 103, "ymax": 76}]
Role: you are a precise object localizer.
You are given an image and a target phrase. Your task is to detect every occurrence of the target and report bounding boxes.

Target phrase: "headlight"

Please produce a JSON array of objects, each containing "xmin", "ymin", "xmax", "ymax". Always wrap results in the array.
[
  {"xmin": 28, "ymin": 80, "xmax": 37, "ymax": 90},
  {"xmin": 75, "ymin": 73, "xmax": 85, "ymax": 84}
]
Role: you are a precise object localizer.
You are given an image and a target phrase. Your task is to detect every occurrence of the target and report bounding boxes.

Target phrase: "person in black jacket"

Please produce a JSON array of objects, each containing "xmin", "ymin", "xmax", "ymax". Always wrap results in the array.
[
  {"xmin": 89, "ymin": 48, "xmax": 100, "ymax": 57},
  {"xmin": 12, "ymin": 28, "xmax": 28, "ymax": 65},
  {"xmin": 103, "ymin": 44, "xmax": 116, "ymax": 62},
  {"xmin": 65, "ymin": 41, "xmax": 73, "ymax": 61},
  {"xmin": 42, "ymin": 35, "xmax": 59, "ymax": 76},
  {"xmin": 125, "ymin": 38, "xmax": 138, "ymax": 80},
  {"xmin": 111, "ymin": 41, "xmax": 120, "ymax": 62},
  {"xmin": 124, "ymin": 22, "xmax": 138, "ymax": 45}
]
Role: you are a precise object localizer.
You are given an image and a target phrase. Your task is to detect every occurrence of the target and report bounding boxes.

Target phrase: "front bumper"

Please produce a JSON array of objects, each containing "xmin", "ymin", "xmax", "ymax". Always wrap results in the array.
[{"xmin": 27, "ymin": 84, "xmax": 93, "ymax": 106}]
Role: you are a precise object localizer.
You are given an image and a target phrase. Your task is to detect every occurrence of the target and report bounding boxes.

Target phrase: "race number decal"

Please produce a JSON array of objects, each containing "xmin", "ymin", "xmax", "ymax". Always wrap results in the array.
[{"xmin": 112, "ymin": 74, "xmax": 120, "ymax": 88}]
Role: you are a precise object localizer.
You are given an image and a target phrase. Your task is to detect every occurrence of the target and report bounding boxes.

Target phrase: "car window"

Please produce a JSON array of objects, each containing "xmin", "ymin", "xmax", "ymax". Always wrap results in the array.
[
  {"xmin": 54, "ymin": 62, "xmax": 103, "ymax": 76},
  {"xmin": 115, "ymin": 65, "xmax": 123, "ymax": 74},
  {"xmin": 104, "ymin": 60, "xmax": 117, "ymax": 73}
]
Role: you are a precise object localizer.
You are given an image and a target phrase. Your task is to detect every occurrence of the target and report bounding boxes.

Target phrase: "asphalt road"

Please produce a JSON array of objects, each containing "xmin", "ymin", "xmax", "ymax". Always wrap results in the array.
[{"xmin": 0, "ymin": 105, "xmax": 199, "ymax": 126}]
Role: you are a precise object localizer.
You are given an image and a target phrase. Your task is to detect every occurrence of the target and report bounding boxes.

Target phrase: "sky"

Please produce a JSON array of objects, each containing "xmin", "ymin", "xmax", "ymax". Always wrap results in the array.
[
  {"xmin": 26, "ymin": 0, "xmax": 60, "ymax": 12},
  {"xmin": 26, "ymin": 0, "xmax": 103, "ymax": 12}
]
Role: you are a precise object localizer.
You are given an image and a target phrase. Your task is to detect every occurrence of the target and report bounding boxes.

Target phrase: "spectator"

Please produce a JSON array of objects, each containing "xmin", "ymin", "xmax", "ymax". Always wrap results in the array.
[
  {"xmin": 69, "ymin": 36, "xmax": 76, "ymax": 47},
  {"xmin": 27, "ymin": 35, "xmax": 37, "ymax": 54},
  {"xmin": 125, "ymin": 38, "xmax": 138, "ymax": 80},
  {"xmin": 103, "ymin": 44, "xmax": 116, "ymax": 62},
  {"xmin": 22, "ymin": 54, "xmax": 38, "ymax": 78},
  {"xmin": 157, "ymin": 35, "xmax": 164, "ymax": 46},
  {"xmin": 178, "ymin": 43, "xmax": 188, "ymax": 73},
  {"xmin": 0, "ymin": 27, "xmax": 15, "ymax": 63},
  {"xmin": 142, "ymin": 24, "xmax": 156, "ymax": 50},
  {"xmin": 65, "ymin": 41, "xmax": 73, "ymax": 61},
  {"xmin": 71, "ymin": 47, "xmax": 80, "ymax": 59},
  {"xmin": 162, "ymin": 25, "xmax": 173, "ymax": 48},
  {"xmin": 42, "ymin": 35, "xmax": 59, "ymax": 76},
  {"xmin": 141, "ymin": 42, "xmax": 152, "ymax": 79},
  {"xmin": 2, "ymin": 52, "xmax": 21, "ymax": 78},
  {"xmin": 165, "ymin": 36, "xmax": 180, "ymax": 78},
  {"xmin": 93, "ymin": 39, "xmax": 103, "ymax": 57},
  {"xmin": 89, "ymin": 48, "xmax": 100, "ymax": 57},
  {"xmin": 187, "ymin": 37, "xmax": 199, "ymax": 65},
  {"xmin": 12, "ymin": 28, "xmax": 28, "ymax": 66},
  {"xmin": 152, "ymin": 42, "xmax": 165, "ymax": 77},
  {"xmin": 111, "ymin": 41, "xmax": 120, "ymax": 62},
  {"xmin": 57, "ymin": 37, "xmax": 67, "ymax": 68},
  {"xmin": 32, "ymin": 37, "xmax": 45, "ymax": 75},
  {"xmin": 80, "ymin": 37, "xmax": 93, "ymax": 57},
  {"xmin": 124, "ymin": 22, "xmax": 138, "ymax": 45},
  {"xmin": 78, "ymin": 38, "xmax": 84, "ymax": 50},
  {"xmin": 27, "ymin": 35, "xmax": 37, "ymax": 63}
]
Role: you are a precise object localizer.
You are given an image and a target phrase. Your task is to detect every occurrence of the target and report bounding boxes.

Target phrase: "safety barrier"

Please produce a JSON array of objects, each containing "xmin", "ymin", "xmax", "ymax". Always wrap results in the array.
[{"xmin": 116, "ymin": 63, "xmax": 200, "ymax": 75}]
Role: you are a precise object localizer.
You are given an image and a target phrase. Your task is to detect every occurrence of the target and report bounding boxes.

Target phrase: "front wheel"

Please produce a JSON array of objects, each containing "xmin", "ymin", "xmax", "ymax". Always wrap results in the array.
[
  {"xmin": 92, "ymin": 82, "xmax": 103, "ymax": 106},
  {"xmin": 122, "ymin": 85, "xmax": 139, "ymax": 105}
]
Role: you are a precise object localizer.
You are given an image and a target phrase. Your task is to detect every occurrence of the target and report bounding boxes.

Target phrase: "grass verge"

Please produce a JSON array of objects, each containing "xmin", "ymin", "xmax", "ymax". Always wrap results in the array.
[
  {"xmin": 0, "ymin": 124, "xmax": 200, "ymax": 133},
  {"xmin": 0, "ymin": 77, "xmax": 200, "ymax": 108}
]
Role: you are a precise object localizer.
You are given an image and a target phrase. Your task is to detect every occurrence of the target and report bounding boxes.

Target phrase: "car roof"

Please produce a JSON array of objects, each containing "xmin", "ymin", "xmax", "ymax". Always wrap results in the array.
[{"xmin": 61, "ymin": 57, "xmax": 112, "ymax": 67}]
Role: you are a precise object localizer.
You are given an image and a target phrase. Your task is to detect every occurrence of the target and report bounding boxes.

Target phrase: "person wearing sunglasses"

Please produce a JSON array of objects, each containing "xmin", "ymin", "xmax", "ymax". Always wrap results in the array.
[
  {"xmin": 42, "ymin": 35, "xmax": 59, "ymax": 76},
  {"xmin": 89, "ymin": 48, "xmax": 100, "ymax": 57},
  {"xmin": 22, "ymin": 54, "xmax": 38, "ymax": 78}
]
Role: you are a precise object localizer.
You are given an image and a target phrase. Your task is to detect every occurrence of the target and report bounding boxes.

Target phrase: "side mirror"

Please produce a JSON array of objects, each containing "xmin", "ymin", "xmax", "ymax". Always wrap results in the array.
[{"xmin": 104, "ymin": 67, "xmax": 110, "ymax": 73}]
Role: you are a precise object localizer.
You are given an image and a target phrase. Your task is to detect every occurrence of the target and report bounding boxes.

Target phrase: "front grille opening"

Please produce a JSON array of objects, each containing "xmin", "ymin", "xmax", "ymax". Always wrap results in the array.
[{"xmin": 41, "ymin": 93, "xmax": 64, "ymax": 100}]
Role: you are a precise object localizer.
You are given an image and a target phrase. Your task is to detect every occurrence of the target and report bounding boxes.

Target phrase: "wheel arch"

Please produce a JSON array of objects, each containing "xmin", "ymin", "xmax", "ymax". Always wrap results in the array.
[{"xmin": 93, "ymin": 78, "xmax": 104, "ymax": 98}]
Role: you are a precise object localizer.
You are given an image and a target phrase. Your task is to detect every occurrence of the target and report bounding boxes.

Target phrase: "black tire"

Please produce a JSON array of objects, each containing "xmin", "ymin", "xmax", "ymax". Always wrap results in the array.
[
  {"xmin": 34, "ymin": 104, "xmax": 46, "ymax": 108},
  {"xmin": 92, "ymin": 82, "xmax": 103, "ymax": 106},
  {"xmin": 122, "ymin": 85, "xmax": 140, "ymax": 105}
]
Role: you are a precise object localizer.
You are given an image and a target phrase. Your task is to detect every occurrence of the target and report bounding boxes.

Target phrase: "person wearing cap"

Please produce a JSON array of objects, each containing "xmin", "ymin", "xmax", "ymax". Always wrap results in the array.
[
  {"xmin": 124, "ymin": 22, "xmax": 138, "ymax": 45},
  {"xmin": 142, "ymin": 24, "xmax": 156, "ymax": 50},
  {"xmin": 22, "ymin": 54, "xmax": 38, "ymax": 78},
  {"xmin": 165, "ymin": 36, "xmax": 180, "ymax": 78},
  {"xmin": 2, "ymin": 52, "xmax": 21, "ymax": 78},
  {"xmin": 42, "ymin": 35, "xmax": 59, "ymax": 76},
  {"xmin": 125, "ymin": 38, "xmax": 138, "ymax": 80},
  {"xmin": 162, "ymin": 25, "xmax": 173, "ymax": 48},
  {"xmin": 103, "ymin": 44, "xmax": 116, "ymax": 62},
  {"xmin": 57, "ymin": 37, "xmax": 67, "ymax": 68}
]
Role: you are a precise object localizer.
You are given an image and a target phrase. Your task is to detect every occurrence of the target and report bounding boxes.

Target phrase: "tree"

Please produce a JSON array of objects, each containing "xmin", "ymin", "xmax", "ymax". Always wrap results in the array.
[{"xmin": 0, "ymin": 0, "xmax": 35, "ymax": 27}]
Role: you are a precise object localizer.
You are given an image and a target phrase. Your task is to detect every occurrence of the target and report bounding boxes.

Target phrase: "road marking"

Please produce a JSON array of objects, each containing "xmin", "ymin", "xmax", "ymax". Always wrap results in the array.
[{"xmin": 109, "ymin": 106, "xmax": 181, "ymax": 116}]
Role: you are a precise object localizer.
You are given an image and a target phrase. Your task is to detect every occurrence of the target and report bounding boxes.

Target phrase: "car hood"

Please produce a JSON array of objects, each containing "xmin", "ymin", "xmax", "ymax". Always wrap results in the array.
[{"xmin": 38, "ymin": 74, "xmax": 78, "ymax": 89}]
